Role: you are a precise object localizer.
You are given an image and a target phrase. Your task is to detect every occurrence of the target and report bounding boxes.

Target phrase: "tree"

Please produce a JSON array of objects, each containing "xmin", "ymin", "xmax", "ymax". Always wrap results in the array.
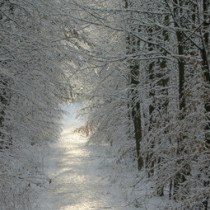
[
  {"xmin": 46, "ymin": 0, "xmax": 210, "ymax": 208},
  {"xmin": 0, "ymin": 0, "xmax": 72, "ymax": 208},
  {"xmin": 124, "ymin": 0, "xmax": 144, "ymax": 170}
]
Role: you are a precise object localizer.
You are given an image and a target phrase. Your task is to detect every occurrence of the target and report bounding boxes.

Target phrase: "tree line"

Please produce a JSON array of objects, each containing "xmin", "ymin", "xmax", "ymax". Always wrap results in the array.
[
  {"xmin": 68, "ymin": 0, "xmax": 210, "ymax": 209},
  {"xmin": 0, "ymin": 0, "xmax": 72, "ymax": 208}
]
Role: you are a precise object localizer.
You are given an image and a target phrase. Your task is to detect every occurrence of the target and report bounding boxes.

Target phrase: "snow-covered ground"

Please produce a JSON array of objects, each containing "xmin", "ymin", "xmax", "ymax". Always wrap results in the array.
[
  {"xmin": 34, "ymin": 103, "xmax": 135, "ymax": 210},
  {"xmin": 33, "ymin": 103, "xmax": 170, "ymax": 210}
]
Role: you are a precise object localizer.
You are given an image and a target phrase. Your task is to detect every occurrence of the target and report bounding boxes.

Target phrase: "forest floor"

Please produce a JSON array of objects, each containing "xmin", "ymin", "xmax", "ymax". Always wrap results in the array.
[
  {"xmin": 36, "ymin": 133, "xmax": 135, "ymax": 210},
  {"xmin": 34, "ymin": 103, "xmax": 167, "ymax": 210}
]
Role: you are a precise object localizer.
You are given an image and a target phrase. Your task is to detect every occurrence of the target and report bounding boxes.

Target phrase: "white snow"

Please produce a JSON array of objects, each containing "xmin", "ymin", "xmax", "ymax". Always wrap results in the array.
[
  {"xmin": 33, "ymin": 102, "xmax": 171, "ymax": 210},
  {"xmin": 34, "ymin": 103, "xmax": 135, "ymax": 210}
]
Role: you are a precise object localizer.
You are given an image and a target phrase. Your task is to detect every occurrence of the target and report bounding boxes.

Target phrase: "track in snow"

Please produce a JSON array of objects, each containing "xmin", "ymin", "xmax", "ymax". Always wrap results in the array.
[{"xmin": 36, "ymin": 103, "xmax": 133, "ymax": 210}]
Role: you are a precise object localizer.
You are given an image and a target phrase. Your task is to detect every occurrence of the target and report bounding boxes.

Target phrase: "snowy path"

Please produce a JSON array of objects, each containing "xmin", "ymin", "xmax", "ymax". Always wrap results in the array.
[{"xmin": 36, "ymin": 104, "xmax": 134, "ymax": 210}]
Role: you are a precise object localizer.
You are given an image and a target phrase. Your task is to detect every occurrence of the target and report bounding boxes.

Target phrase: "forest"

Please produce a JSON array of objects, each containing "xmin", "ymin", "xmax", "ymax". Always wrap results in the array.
[{"xmin": 0, "ymin": 0, "xmax": 209, "ymax": 209}]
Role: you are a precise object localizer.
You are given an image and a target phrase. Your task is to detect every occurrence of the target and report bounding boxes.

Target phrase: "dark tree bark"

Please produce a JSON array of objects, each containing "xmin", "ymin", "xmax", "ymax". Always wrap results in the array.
[
  {"xmin": 172, "ymin": 0, "xmax": 188, "ymax": 199},
  {"xmin": 201, "ymin": 1, "xmax": 210, "ymax": 209},
  {"xmin": 125, "ymin": 0, "xmax": 143, "ymax": 170}
]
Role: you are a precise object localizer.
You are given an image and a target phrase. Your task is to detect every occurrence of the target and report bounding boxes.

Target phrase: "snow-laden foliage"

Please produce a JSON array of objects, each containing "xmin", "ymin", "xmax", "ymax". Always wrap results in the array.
[
  {"xmin": 0, "ymin": 0, "xmax": 72, "ymax": 208},
  {"xmin": 1, "ymin": 0, "xmax": 209, "ymax": 209},
  {"xmin": 68, "ymin": 0, "xmax": 210, "ymax": 209}
]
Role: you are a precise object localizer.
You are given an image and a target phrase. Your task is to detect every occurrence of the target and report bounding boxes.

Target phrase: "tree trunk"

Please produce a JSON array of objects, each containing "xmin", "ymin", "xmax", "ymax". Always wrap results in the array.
[
  {"xmin": 173, "ymin": 0, "xmax": 187, "ymax": 199},
  {"xmin": 201, "ymin": 1, "xmax": 210, "ymax": 209},
  {"xmin": 125, "ymin": 0, "xmax": 143, "ymax": 170}
]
